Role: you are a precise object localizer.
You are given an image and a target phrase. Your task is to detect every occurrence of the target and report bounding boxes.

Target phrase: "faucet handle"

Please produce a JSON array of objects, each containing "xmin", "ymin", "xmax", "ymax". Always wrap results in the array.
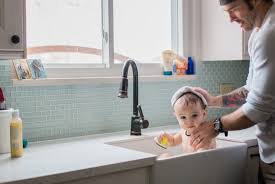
[
  {"xmin": 137, "ymin": 105, "xmax": 149, "ymax": 129},
  {"xmin": 137, "ymin": 105, "xmax": 144, "ymax": 119}
]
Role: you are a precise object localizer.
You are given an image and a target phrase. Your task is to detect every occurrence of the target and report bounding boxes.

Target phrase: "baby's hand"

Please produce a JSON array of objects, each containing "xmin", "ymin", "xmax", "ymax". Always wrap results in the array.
[{"xmin": 157, "ymin": 132, "xmax": 174, "ymax": 147}]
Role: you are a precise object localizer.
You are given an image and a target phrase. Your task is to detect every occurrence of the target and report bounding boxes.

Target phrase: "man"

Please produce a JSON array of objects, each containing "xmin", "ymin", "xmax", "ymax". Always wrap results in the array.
[{"xmin": 190, "ymin": 0, "xmax": 275, "ymax": 183}]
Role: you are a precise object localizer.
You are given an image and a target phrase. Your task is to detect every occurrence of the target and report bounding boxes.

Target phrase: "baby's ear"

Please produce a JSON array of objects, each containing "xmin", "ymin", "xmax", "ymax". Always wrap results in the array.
[{"xmin": 203, "ymin": 109, "xmax": 208, "ymax": 117}]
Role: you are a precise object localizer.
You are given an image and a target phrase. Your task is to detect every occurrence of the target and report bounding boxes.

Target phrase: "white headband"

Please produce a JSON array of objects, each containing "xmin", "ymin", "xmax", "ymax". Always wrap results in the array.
[{"xmin": 171, "ymin": 86, "xmax": 208, "ymax": 108}]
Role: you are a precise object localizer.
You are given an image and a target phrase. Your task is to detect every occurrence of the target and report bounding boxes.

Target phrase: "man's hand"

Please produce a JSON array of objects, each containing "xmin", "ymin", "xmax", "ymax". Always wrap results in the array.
[
  {"xmin": 189, "ymin": 121, "xmax": 219, "ymax": 150},
  {"xmin": 192, "ymin": 87, "xmax": 222, "ymax": 107}
]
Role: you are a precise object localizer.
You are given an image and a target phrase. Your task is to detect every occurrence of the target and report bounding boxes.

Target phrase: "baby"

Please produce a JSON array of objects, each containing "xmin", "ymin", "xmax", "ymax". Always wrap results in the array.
[{"xmin": 156, "ymin": 86, "xmax": 216, "ymax": 153}]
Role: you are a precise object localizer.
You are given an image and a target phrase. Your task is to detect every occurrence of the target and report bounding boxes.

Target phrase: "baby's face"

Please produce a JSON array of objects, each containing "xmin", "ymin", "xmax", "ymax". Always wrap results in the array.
[{"xmin": 174, "ymin": 100, "xmax": 207, "ymax": 129}]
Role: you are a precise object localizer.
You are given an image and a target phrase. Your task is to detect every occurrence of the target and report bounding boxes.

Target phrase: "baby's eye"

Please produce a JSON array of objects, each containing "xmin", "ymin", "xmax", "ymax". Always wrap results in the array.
[
  {"xmin": 180, "ymin": 116, "xmax": 186, "ymax": 120},
  {"xmin": 192, "ymin": 114, "xmax": 198, "ymax": 118}
]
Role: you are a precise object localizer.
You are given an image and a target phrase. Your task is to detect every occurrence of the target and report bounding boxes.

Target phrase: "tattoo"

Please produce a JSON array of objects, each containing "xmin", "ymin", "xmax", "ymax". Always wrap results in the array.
[{"xmin": 222, "ymin": 87, "xmax": 249, "ymax": 107}]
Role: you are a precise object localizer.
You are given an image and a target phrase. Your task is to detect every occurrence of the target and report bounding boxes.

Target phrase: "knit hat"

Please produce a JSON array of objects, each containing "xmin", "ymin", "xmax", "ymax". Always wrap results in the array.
[
  {"xmin": 171, "ymin": 86, "xmax": 208, "ymax": 108},
  {"xmin": 219, "ymin": 0, "xmax": 235, "ymax": 5}
]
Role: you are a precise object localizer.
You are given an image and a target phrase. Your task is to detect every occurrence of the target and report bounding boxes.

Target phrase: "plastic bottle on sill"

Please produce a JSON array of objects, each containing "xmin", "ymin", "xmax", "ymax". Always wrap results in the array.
[
  {"xmin": 175, "ymin": 56, "xmax": 188, "ymax": 75},
  {"xmin": 186, "ymin": 57, "xmax": 195, "ymax": 75},
  {"xmin": 161, "ymin": 50, "xmax": 174, "ymax": 76},
  {"xmin": 10, "ymin": 109, "xmax": 23, "ymax": 158}
]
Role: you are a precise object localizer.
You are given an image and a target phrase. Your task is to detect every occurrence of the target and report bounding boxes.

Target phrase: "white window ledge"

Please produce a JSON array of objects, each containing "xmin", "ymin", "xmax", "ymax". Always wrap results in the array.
[{"xmin": 12, "ymin": 75, "xmax": 196, "ymax": 86}]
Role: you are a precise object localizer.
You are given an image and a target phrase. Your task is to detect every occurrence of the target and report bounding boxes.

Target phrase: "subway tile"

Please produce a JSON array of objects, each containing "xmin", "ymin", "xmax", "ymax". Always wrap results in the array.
[{"xmin": 0, "ymin": 60, "xmax": 249, "ymax": 141}]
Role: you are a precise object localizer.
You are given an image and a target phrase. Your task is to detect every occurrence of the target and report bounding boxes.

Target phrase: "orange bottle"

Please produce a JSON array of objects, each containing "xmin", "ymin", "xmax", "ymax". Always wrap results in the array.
[{"xmin": 175, "ymin": 56, "xmax": 188, "ymax": 75}]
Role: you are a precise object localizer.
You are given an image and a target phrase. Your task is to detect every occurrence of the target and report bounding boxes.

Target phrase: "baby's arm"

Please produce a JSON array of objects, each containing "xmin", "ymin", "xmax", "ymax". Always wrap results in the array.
[
  {"xmin": 170, "ymin": 132, "xmax": 182, "ymax": 146},
  {"xmin": 157, "ymin": 132, "xmax": 182, "ymax": 147}
]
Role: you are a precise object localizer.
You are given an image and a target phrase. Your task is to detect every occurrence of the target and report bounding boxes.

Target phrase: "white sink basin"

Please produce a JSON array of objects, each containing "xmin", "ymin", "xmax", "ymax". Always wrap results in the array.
[{"xmin": 106, "ymin": 136, "xmax": 247, "ymax": 184}]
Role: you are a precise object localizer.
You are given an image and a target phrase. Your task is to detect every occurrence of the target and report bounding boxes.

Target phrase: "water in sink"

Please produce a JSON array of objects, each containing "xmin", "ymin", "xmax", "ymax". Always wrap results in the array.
[
  {"xmin": 107, "ymin": 136, "xmax": 242, "ymax": 158},
  {"xmin": 106, "ymin": 136, "xmax": 247, "ymax": 184},
  {"xmin": 107, "ymin": 135, "xmax": 183, "ymax": 159}
]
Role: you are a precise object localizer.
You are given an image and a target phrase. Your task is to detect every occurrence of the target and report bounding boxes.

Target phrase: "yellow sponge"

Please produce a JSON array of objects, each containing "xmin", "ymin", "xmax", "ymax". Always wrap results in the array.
[
  {"xmin": 161, "ymin": 136, "xmax": 168, "ymax": 146},
  {"xmin": 154, "ymin": 136, "xmax": 168, "ymax": 149}
]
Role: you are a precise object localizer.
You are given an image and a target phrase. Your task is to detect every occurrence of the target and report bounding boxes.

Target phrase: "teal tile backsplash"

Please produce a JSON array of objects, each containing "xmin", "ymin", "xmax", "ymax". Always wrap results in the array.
[{"xmin": 0, "ymin": 60, "xmax": 249, "ymax": 142}]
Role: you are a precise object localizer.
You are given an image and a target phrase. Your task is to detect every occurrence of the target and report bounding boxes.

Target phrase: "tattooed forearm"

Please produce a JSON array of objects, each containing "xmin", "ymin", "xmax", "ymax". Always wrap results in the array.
[{"xmin": 222, "ymin": 87, "xmax": 249, "ymax": 107}]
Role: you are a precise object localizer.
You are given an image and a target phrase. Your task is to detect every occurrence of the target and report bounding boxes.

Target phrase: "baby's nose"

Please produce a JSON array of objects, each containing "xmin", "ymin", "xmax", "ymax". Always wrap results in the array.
[
  {"xmin": 187, "ymin": 118, "xmax": 195, "ymax": 123},
  {"xmin": 184, "ymin": 121, "xmax": 194, "ymax": 127}
]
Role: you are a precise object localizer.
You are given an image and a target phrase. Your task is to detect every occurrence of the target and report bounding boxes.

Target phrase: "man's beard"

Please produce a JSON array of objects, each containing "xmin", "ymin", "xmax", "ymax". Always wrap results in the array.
[{"xmin": 242, "ymin": 10, "xmax": 256, "ymax": 31}]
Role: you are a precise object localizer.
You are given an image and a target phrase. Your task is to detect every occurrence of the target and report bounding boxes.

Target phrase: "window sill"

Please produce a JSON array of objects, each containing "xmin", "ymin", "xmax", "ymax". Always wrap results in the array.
[{"xmin": 12, "ymin": 75, "xmax": 196, "ymax": 86}]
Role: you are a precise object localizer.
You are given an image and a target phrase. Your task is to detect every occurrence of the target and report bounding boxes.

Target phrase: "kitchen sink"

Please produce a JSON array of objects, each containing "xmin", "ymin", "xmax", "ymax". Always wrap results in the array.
[{"xmin": 106, "ymin": 136, "xmax": 247, "ymax": 184}]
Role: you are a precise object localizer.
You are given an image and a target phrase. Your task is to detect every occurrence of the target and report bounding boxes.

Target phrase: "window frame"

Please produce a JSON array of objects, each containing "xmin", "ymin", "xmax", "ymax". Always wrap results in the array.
[{"xmin": 27, "ymin": 0, "xmax": 189, "ymax": 78}]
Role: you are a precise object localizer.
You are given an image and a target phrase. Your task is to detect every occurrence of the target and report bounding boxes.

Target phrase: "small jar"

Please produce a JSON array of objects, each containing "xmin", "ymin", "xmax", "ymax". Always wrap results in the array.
[{"xmin": 161, "ymin": 50, "xmax": 175, "ymax": 75}]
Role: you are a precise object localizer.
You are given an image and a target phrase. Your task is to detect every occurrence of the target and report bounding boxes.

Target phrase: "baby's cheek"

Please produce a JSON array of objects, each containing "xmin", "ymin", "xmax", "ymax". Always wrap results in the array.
[
  {"xmin": 178, "ymin": 121, "xmax": 187, "ymax": 129},
  {"xmin": 194, "ymin": 120, "xmax": 204, "ymax": 127},
  {"xmin": 178, "ymin": 121, "xmax": 184, "ymax": 128}
]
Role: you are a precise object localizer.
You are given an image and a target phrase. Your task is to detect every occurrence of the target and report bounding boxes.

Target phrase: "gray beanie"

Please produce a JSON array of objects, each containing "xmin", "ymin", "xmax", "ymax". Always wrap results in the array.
[{"xmin": 219, "ymin": 0, "xmax": 235, "ymax": 5}]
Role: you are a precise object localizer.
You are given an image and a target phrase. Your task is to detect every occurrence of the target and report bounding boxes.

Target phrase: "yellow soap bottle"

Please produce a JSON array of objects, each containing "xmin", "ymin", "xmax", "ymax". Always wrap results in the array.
[{"xmin": 10, "ymin": 109, "xmax": 23, "ymax": 158}]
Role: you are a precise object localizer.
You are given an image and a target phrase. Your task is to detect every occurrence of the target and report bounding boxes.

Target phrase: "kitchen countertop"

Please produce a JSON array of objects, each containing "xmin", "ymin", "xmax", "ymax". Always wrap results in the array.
[
  {"xmin": 218, "ymin": 126, "xmax": 257, "ymax": 147},
  {"xmin": 0, "ymin": 125, "xmax": 257, "ymax": 184},
  {"xmin": 0, "ymin": 131, "xmax": 158, "ymax": 184}
]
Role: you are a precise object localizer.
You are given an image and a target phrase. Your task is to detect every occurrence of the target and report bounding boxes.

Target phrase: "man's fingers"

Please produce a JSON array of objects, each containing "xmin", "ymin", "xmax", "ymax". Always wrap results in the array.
[
  {"xmin": 189, "ymin": 125, "xmax": 201, "ymax": 135},
  {"xmin": 192, "ymin": 87, "xmax": 208, "ymax": 95},
  {"xmin": 190, "ymin": 134, "xmax": 202, "ymax": 147},
  {"xmin": 195, "ymin": 139, "xmax": 206, "ymax": 150}
]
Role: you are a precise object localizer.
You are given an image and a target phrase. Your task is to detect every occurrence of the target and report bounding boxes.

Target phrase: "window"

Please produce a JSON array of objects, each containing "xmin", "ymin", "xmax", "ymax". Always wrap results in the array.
[
  {"xmin": 26, "ymin": 0, "xmax": 102, "ymax": 65},
  {"xmin": 26, "ymin": 0, "xmax": 183, "ymax": 77},
  {"xmin": 113, "ymin": 0, "xmax": 171, "ymax": 64}
]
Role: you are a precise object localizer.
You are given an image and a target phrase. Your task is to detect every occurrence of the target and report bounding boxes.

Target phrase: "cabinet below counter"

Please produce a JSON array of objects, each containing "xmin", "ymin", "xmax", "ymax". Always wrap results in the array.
[{"xmin": 219, "ymin": 126, "xmax": 259, "ymax": 184}]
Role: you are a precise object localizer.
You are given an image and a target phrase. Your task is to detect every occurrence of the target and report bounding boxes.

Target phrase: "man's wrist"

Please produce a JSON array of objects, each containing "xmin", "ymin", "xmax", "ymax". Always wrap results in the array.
[
  {"xmin": 213, "ymin": 117, "xmax": 228, "ymax": 137},
  {"xmin": 214, "ymin": 96, "xmax": 223, "ymax": 107}
]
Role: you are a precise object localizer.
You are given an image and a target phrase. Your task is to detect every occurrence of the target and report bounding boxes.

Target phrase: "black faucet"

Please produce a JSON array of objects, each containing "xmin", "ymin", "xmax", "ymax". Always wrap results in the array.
[{"xmin": 118, "ymin": 59, "xmax": 149, "ymax": 135}]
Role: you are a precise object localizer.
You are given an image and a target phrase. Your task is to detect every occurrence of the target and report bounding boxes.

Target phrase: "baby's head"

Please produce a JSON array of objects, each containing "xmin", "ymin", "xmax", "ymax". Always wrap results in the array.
[{"xmin": 171, "ymin": 86, "xmax": 208, "ymax": 129}]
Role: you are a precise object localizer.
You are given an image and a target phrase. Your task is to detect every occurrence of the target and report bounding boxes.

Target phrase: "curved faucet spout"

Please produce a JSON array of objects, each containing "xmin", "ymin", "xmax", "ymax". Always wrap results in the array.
[
  {"xmin": 121, "ymin": 60, "xmax": 139, "ymax": 78},
  {"xmin": 118, "ymin": 59, "xmax": 149, "ymax": 135},
  {"xmin": 118, "ymin": 60, "xmax": 139, "ymax": 116}
]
